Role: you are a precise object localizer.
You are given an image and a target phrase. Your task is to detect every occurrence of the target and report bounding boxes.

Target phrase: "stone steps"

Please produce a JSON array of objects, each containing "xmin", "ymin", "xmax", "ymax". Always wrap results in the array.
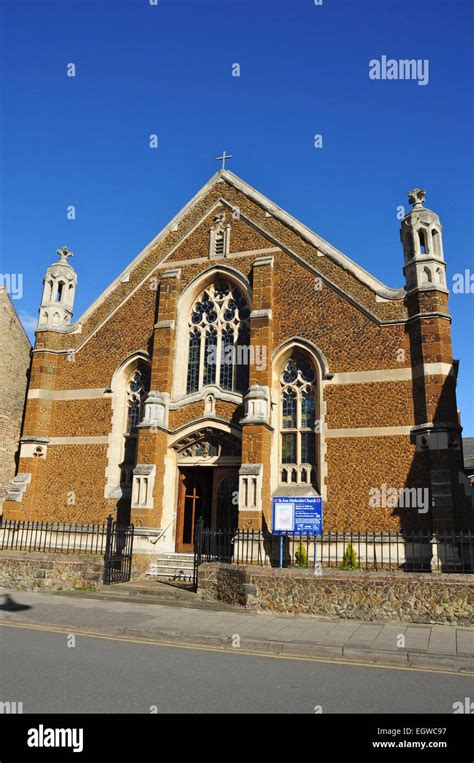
[
  {"xmin": 102, "ymin": 580, "xmax": 196, "ymax": 598},
  {"xmin": 146, "ymin": 553, "xmax": 195, "ymax": 583}
]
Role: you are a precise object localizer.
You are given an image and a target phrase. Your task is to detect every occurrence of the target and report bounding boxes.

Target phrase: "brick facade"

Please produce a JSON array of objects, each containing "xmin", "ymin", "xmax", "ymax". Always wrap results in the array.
[
  {"xmin": 0, "ymin": 288, "xmax": 30, "ymax": 506},
  {"xmin": 2, "ymin": 173, "xmax": 472, "ymax": 539}
]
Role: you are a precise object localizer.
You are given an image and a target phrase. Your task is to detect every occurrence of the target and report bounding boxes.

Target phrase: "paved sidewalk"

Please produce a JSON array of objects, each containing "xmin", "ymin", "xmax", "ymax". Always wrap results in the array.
[{"xmin": 0, "ymin": 586, "xmax": 472, "ymax": 672}]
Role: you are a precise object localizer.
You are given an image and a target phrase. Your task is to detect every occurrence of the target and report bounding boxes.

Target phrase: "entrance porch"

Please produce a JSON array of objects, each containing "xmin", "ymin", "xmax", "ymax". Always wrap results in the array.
[{"xmin": 175, "ymin": 466, "xmax": 238, "ymax": 552}]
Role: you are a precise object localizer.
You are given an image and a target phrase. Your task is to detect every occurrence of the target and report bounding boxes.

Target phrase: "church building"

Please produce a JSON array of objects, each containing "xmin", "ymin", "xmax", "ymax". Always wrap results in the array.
[{"xmin": 3, "ymin": 170, "xmax": 472, "ymax": 550}]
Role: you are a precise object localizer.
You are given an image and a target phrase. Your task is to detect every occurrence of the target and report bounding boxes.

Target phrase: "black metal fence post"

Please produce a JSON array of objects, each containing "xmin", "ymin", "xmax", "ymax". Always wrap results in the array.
[
  {"xmin": 193, "ymin": 517, "xmax": 204, "ymax": 592},
  {"xmin": 102, "ymin": 514, "xmax": 114, "ymax": 585}
]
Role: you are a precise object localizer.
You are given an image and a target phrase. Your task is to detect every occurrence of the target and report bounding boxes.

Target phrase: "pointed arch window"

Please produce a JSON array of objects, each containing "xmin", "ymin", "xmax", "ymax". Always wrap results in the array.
[
  {"xmin": 220, "ymin": 328, "xmax": 234, "ymax": 390},
  {"xmin": 120, "ymin": 365, "xmax": 150, "ymax": 489},
  {"xmin": 203, "ymin": 329, "xmax": 217, "ymax": 386},
  {"xmin": 186, "ymin": 281, "xmax": 250, "ymax": 394},
  {"xmin": 186, "ymin": 330, "xmax": 201, "ymax": 393},
  {"xmin": 280, "ymin": 354, "xmax": 317, "ymax": 486},
  {"xmin": 126, "ymin": 368, "xmax": 149, "ymax": 434}
]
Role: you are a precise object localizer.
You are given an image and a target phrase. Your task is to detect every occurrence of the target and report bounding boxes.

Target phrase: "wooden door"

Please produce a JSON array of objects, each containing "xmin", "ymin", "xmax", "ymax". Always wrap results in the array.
[{"xmin": 176, "ymin": 471, "xmax": 204, "ymax": 552}]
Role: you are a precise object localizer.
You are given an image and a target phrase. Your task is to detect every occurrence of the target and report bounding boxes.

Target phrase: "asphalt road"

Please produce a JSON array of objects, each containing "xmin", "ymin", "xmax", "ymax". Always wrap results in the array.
[{"xmin": 0, "ymin": 624, "xmax": 472, "ymax": 714}]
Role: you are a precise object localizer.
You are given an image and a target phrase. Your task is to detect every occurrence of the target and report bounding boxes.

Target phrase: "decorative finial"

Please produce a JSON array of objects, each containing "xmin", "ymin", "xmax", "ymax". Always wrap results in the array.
[
  {"xmin": 216, "ymin": 151, "xmax": 232, "ymax": 171},
  {"xmin": 56, "ymin": 246, "xmax": 74, "ymax": 264},
  {"xmin": 408, "ymin": 189, "xmax": 426, "ymax": 208}
]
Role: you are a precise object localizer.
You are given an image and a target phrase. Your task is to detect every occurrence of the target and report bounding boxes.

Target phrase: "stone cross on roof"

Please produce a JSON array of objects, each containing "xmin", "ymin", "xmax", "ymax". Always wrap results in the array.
[
  {"xmin": 57, "ymin": 246, "xmax": 74, "ymax": 264},
  {"xmin": 216, "ymin": 151, "xmax": 232, "ymax": 170}
]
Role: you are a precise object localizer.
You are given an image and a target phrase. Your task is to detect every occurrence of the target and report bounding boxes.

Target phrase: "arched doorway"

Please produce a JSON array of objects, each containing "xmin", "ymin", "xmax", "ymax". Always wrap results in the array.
[{"xmin": 172, "ymin": 426, "xmax": 241, "ymax": 551}]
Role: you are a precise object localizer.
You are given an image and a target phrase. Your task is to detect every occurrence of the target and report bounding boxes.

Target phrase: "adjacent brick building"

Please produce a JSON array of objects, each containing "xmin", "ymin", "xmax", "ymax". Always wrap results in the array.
[
  {"xmin": 463, "ymin": 438, "xmax": 474, "ymax": 487},
  {"xmin": 2, "ymin": 172, "xmax": 472, "ymax": 545},
  {"xmin": 0, "ymin": 287, "xmax": 31, "ymax": 508}
]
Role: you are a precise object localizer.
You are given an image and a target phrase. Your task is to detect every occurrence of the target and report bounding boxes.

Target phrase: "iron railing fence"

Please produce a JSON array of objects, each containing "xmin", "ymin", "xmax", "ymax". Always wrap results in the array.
[
  {"xmin": 0, "ymin": 516, "xmax": 135, "ymax": 585},
  {"xmin": 103, "ymin": 519, "xmax": 134, "ymax": 585},
  {"xmin": 194, "ymin": 525, "xmax": 474, "ymax": 577},
  {"xmin": 0, "ymin": 518, "xmax": 109, "ymax": 555}
]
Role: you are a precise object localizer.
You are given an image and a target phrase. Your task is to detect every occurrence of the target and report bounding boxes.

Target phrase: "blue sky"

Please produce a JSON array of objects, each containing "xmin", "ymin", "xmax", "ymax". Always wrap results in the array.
[{"xmin": 1, "ymin": 0, "xmax": 473, "ymax": 432}]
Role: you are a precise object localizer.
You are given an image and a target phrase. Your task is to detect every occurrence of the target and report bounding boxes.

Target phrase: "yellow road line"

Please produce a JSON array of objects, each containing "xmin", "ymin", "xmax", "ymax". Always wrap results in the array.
[{"xmin": 0, "ymin": 619, "xmax": 472, "ymax": 677}]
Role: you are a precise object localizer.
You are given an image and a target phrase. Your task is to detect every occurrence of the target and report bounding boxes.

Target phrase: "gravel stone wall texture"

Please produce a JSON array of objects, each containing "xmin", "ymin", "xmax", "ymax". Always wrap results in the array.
[
  {"xmin": 0, "ymin": 551, "xmax": 103, "ymax": 591},
  {"xmin": 198, "ymin": 563, "xmax": 474, "ymax": 625}
]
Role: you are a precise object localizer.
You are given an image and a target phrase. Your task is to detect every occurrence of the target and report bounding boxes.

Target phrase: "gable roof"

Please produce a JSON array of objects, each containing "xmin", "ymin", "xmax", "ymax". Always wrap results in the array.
[
  {"xmin": 0, "ymin": 286, "xmax": 32, "ymax": 347},
  {"xmin": 74, "ymin": 170, "xmax": 405, "ymax": 330},
  {"xmin": 220, "ymin": 171, "xmax": 404, "ymax": 300}
]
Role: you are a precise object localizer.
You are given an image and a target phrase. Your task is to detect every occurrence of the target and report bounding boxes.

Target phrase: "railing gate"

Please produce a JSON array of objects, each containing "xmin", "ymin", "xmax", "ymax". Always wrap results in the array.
[{"xmin": 103, "ymin": 515, "xmax": 134, "ymax": 585}]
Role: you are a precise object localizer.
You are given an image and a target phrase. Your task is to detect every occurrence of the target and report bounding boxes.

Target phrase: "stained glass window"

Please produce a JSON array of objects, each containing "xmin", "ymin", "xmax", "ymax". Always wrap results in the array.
[
  {"xmin": 203, "ymin": 329, "xmax": 217, "ymax": 386},
  {"xmin": 186, "ymin": 281, "xmax": 250, "ymax": 394},
  {"xmin": 301, "ymin": 389, "xmax": 316, "ymax": 429},
  {"xmin": 280, "ymin": 354, "xmax": 317, "ymax": 486},
  {"xmin": 282, "ymin": 389, "xmax": 297, "ymax": 429},
  {"xmin": 220, "ymin": 328, "xmax": 234, "ymax": 390},
  {"xmin": 128, "ymin": 400, "xmax": 140, "ymax": 433},
  {"xmin": 282, "ymin": 433, "xmax": 297, "ymax": 464},
  {"xmin": 186, "ymin": 330, "xmax": 201, "ymax": 393},
  {"xmin": 301, "ymin": 432, "xmax": 316, "ymax": 465}
]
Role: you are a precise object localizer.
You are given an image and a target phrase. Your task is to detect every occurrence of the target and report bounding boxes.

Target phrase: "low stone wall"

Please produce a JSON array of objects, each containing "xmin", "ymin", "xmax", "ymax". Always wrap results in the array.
[
  {"xmin": 131, "ymin": 553, "xmax": 156, "ymax": 579},
  {"xmin": 198, "ymin": 564, "xmax": 474, "ymax": 624},
  {"xmin": 0, "ymin": 551, "xmax": 103, "ymax": 591}
]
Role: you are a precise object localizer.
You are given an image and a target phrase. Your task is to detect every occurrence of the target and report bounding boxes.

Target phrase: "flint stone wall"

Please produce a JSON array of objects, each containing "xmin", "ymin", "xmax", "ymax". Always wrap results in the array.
[
  {"xmin": 0, "ymin": 551, "xmax": 103, "ymax": 591},
  {"xmin": 198, "ymin": 563, "xmax": 474, "ymax": 625}
]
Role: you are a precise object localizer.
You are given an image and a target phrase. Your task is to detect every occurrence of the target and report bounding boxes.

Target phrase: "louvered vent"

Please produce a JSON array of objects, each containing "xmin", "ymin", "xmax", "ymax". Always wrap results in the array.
[{"xmin": 214, "ymin": 231, "xmax": 225, "ymax": 257}]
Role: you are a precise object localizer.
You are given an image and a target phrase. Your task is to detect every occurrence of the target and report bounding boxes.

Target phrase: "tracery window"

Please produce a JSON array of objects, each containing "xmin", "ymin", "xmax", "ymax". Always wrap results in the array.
[
  {"xmin": 280, "ymin": 354, "xmax": 317, "ymax": 485},
  {"xmin": 120, "ymin": 366, "xmax": 150, "ymax": 488},
  {"xmin": 186, "ymin": 281, "xmax": 250, "ymax": 394},
  {"xmin": 126, "ymin": 369, "xmax": 149, "ymax": 433}
]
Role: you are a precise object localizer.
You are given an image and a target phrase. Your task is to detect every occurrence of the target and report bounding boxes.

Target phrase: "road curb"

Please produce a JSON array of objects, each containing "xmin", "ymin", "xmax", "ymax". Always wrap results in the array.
[
  {"xmin": 81, "ymin": 622, "xmax": 474, "ymax": 672},
  {"xmin": 0, "ymin": 617, "xmax": 472, "ymax": 674}
]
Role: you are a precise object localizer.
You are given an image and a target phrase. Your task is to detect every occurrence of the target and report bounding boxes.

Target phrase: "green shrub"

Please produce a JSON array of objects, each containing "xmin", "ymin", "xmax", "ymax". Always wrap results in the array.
[
  {"xmin": 295, "ymin": 542, "xmax": 308, "ymax": 568},
  {"xmin": 339, "ymin": 543, "xmax": 358, "ymax": 571}
]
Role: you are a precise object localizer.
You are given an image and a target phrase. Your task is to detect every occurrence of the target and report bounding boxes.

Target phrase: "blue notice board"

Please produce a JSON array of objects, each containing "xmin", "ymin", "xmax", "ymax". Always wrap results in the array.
[{"xmin": 272, "ymin": 496, "xmax": 322, "ymax": 535}]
